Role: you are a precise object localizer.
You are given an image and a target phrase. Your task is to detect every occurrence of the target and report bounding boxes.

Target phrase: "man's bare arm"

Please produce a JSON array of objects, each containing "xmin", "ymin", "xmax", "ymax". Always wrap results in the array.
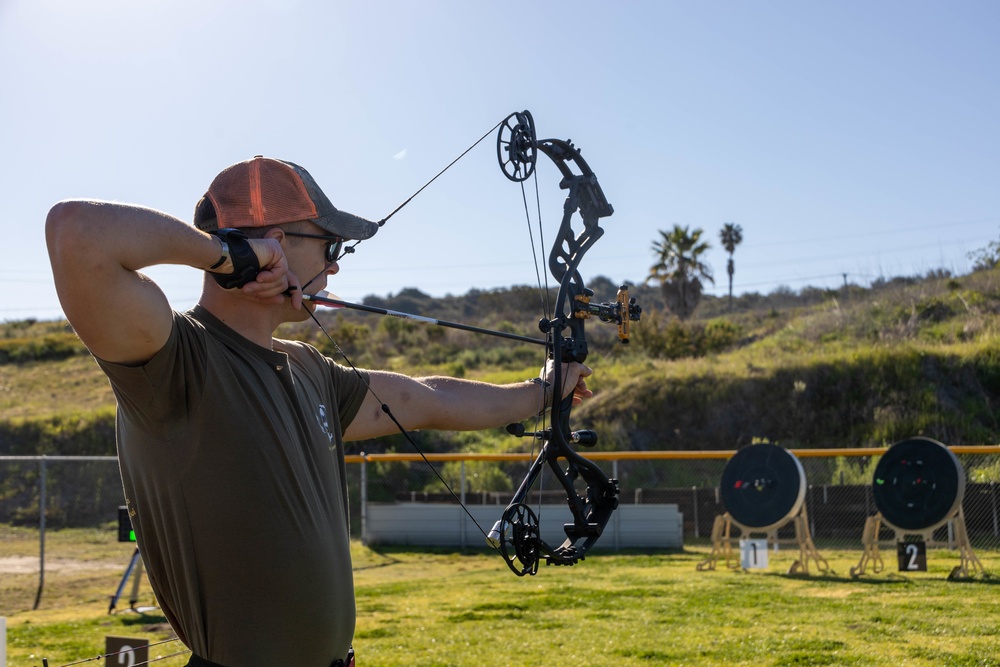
[
  {"xmin": 46, "ymin": 200, "xmax": 223, "ymax": 365},
  {"xmin": 343, "ymin": 363, "xmax": 592, "ymax": 441},
  {"xmin": 46, "ymin": 200, "xmax": 301, "ymax": 365}
]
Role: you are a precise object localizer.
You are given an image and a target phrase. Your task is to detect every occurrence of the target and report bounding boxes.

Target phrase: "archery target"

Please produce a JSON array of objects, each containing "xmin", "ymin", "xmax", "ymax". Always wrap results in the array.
[
  {"xmin": 720, "ymin": 444, "xmax": 807, "ymax": 531},
  {"xmin": 872, "ymin": 437, "xmax": 965, "ymax": 533}
]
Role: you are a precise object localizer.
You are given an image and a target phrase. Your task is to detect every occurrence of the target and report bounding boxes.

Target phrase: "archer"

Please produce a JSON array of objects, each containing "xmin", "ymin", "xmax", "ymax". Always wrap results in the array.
[{"xmin": 45, "ymin": 154, "xmax": 593, "ymax": 667}]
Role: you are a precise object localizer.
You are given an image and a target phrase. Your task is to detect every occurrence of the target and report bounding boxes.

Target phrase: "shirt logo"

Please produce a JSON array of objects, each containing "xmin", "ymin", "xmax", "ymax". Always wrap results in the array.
[{"xmin": 317, "ymin": 404, "xmax": 334, "ymax": 444}]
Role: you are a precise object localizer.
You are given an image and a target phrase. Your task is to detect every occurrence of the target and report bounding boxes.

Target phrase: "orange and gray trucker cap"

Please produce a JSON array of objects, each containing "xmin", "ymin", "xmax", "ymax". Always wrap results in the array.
[{"xmin": 193, "ymin": 155, "xmax": 379, "ymax": 241}]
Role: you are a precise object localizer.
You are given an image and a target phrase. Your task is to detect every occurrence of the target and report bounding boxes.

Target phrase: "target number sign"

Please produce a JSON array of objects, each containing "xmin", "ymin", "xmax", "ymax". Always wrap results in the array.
[
  {"xmin": 740, "ymin": 539, "xmax": 769, "ymax": 569},
  {"xmin": 105, "ymin": 636, "xmax": 148, "ymax": 667},
  {"xmin": 897, "ymin": 541, "xmax": 928, "ymax": 572}
]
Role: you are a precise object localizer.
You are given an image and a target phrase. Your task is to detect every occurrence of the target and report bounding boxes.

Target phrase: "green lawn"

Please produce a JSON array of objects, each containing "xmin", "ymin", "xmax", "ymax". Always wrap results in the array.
[{"xmin": 3, "ymin": 528, "xmax": 1000, "ymax": 666}]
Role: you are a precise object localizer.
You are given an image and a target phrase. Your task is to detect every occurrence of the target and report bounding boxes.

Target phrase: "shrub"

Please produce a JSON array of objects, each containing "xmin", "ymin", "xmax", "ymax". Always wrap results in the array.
[{"xmin": 0, "ymin": 333, "xmax": 86, "ymax": 364}]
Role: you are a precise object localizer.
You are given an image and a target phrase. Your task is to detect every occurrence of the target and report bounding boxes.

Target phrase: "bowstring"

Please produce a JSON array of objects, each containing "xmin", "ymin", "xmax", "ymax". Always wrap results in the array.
[
  {"xmin": 520, "ymin": 157, "xmax": 551, "ymax": 526},
  {"xmin": 306, "ymin": 112, "xmax": 554, "ymax": 565},
  {"xmin": 335, "ymin": 117, "xmax": 508, "ymax": 261},
  {"xmin": 306, "ymin": 308, "xmax": 500, "ymax": 552},
  {"xmin": 377, "ymin": 119, "xmax": 505, "ymax": 226}
]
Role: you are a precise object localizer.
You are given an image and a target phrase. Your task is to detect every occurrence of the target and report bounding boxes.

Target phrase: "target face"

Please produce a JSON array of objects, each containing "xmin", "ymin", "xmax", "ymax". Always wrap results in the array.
[
  {"xmin": 872, "ymin": 437, "xmax": 965, "ymax": 532},
  {"xmin": 720, "ymin": 444, "xmax": 806, "ymax": 530}
]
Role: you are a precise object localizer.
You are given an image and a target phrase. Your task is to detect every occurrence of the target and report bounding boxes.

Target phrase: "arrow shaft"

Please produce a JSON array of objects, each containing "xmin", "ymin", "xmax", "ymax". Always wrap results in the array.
[{"xmin": 303, "ymin": 293, "xmax": 546, "ymax": 346}]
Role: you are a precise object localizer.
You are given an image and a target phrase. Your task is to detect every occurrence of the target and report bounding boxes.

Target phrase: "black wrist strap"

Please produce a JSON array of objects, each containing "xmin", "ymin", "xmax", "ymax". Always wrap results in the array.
[{"xmin": 207, "ymin": 229, "xmax": 260, "ymax": 290}]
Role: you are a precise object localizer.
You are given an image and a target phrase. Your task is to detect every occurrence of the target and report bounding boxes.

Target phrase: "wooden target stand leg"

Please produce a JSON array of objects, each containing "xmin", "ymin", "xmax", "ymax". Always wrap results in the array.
[
  {"xmin": 697, "ymin": 505, "xmax": 829, "ymax": 575},
  {"xmin": 851, "ymin": 508, "xmax": 984, "ymax": 580},
  {"xmin": 850, "ymin": 513, "xmax": 885, "ymax": 577},
  {"xmin": 697, "ymin": 513, "xmax": 739, "ymax": 571},
  {"xmin": 946, "ymin": 507, "xmax": 984, "ymax": 580},
  {"xmin": 786, "ymin": 503, "xmax": 829, "ymax": 575}
]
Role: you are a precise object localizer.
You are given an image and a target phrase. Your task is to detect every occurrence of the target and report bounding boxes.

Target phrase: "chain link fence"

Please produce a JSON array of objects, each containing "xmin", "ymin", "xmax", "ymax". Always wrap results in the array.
[{"xmin": 3, "ymin": 447, "xmax": 1000, "ymax": 611}]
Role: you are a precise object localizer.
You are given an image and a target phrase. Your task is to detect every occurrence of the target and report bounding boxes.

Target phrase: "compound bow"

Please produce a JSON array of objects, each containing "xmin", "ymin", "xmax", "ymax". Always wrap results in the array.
[
  {"xmin": 311, "ymin": 110, "xmax": 640, "ymax": 576},
  {"xmin": 485, "ymin": 110, "xmax": 641, "ymax": 575}
]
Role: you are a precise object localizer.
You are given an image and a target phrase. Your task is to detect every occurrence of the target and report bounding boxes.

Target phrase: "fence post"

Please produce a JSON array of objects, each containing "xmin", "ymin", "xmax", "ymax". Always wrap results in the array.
[
  {"xmin": 692, "ymin": 486, "xmax": 699, "ymax": 539},
  {"xmin": 460, "ymin": 461, "xmax": 467, "ymax": 549},
  {"xmin": 809, "ymin": 485, "xmax": 816, "ymax": 537},
  {"xmin": 360, "ymin": 454, "xmax": 368, "ymax": 546},
  {"xmin": 612, "ymin": 460, "xmax": 620, "ymax": 551},
  {"xmin": 33, "ymin": 456, "xmax": 47, "ymax": 610},
  {"xmin": 992, "ymin": 482, "xmax": 998, "ymax": 538}
]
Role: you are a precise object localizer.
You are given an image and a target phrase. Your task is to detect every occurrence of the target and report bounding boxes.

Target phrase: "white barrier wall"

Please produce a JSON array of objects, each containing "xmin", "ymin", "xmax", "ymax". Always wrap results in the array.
[{"xmin": 366, "ymin": 503, "xmax": 683, "ymax": 550}]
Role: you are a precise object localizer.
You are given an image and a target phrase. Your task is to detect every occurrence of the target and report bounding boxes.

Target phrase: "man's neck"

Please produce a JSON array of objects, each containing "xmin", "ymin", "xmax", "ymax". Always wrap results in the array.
[{"xmin": 198, "ymin": 288, "xmax": 282, "ymax": 349}]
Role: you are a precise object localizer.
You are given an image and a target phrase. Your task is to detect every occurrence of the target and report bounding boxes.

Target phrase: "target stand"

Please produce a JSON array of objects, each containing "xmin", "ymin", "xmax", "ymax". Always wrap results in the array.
[
  {"xmin": 851, "ymin": 437, "xmax": 984, "ymax": 580},
  {"xmin": 698, "ymin": 444, "xmax": 829, "ymax": 575}
]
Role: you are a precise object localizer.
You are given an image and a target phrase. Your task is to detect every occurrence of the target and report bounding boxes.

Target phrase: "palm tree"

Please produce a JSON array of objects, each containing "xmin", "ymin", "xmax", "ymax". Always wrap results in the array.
[
  {"xmin": 719, "ymin": 222, "xmax": 743, "ymax": 311},
  {"xmin": 647, "ymin": 225, "xmax": 714, "ymax": 319}
]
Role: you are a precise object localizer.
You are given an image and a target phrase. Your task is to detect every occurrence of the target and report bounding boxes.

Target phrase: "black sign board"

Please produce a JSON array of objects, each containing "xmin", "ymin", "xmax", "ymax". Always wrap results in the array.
[
  {"xmin": 897, "ymin": 541, "xmax": 928, "ymax": 572},
  {"xmin": 117, "ymin": 506, "xmax": 136, "ymax": 543},
  {"xmin": 105, "ymin": 636, "xmax": 149, "ymax": 667}
]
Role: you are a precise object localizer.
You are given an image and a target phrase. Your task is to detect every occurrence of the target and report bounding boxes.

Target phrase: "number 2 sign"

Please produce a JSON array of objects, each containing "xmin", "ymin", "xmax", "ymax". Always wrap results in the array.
[
  {"xmin": 897, "ymin": 541, "xmax": 927, "ymax": 572},
  {"xmin": 105, "ymin": 636, "xmax": 149, "ymax": 667}
]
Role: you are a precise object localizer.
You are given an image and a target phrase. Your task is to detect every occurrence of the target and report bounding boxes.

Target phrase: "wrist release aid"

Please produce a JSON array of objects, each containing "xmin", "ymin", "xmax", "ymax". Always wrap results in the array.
[{"xmin": 208, "ymin": 228, "xmax": 260, "ymax": 289}]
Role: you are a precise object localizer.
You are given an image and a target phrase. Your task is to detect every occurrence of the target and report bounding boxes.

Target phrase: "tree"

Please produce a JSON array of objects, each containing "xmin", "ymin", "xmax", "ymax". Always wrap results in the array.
[
  {"xmin": 719, "ymin": 222, "xmax": 744, "ymax": 310},
  {"xmin": 968, "ymin": 234, "xmax": 1000, "ymax": 272},
  {"xmin": 646, "ymin": 225, "xmax": 714, "ymax": 319}
]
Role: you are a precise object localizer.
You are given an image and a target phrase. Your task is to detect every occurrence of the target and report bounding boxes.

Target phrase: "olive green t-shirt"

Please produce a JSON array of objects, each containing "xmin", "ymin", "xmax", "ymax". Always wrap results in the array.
[{"xmin": 97, "ymin": 306, "xmax": 368, "ymax": 666}]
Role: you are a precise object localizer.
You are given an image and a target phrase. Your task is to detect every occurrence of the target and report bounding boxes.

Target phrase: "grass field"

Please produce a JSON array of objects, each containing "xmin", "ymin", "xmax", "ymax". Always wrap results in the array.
[{"xmin": 3, "ymin": 527, "xmax": 1000, "ymax": 666}]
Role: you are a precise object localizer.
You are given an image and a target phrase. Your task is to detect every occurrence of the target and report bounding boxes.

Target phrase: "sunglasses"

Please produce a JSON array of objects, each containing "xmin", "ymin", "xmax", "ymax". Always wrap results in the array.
[{"xmin": 283, "ymin": 231, "xmax": 345, "ymax": 264}]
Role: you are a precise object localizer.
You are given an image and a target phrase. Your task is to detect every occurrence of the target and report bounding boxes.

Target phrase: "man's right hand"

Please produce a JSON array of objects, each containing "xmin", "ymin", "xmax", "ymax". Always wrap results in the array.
[{"xmin": 231, "ymin": 238, "xmax": 302, "ymax": 309}]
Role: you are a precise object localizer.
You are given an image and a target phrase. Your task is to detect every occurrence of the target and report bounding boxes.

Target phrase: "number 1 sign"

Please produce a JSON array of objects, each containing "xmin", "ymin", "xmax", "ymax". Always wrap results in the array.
[{"xmin": 740, "ymin": 539, "xmax": 769, "ymax": 569}]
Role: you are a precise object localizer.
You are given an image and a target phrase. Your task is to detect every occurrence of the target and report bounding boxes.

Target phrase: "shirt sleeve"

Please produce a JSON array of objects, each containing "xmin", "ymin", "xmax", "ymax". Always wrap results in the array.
[{"xmin": 94, "ymin": 311, "xmax": 206, "ymax": 441}]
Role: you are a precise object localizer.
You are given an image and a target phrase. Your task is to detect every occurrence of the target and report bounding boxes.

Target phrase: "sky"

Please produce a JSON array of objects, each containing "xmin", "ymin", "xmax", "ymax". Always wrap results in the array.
[{"xmin": 2, "ymin": 0, "xmax": 998, "ymax": 321}]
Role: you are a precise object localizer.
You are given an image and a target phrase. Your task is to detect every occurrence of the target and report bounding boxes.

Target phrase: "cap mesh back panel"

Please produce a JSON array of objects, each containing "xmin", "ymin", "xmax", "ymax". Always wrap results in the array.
[{"xmin": 208, "ymin": 159, "xmax": 318, "ymax": 228}]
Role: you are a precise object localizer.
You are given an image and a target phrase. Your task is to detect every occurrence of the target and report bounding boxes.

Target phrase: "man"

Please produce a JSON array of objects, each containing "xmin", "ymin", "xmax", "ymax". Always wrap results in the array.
[{"xmin": 45, "ymin": 156, "xmax": 592, "ymax": 667}]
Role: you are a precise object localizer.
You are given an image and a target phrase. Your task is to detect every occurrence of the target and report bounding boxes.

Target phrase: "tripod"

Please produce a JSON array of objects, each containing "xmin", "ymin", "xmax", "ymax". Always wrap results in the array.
[{"xmin": 108, "ymin": 548, "xmax": 150, "ymax": 613}]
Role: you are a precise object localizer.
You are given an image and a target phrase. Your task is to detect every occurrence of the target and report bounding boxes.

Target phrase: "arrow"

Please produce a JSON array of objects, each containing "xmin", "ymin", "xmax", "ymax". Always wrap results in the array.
[{"xmin": 303, "ymin": 291, "xmax": 547, "ymax": 346}]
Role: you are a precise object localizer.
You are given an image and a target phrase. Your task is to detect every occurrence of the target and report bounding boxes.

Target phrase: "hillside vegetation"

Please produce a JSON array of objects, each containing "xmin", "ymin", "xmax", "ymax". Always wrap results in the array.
[{"xmin": 2, "ymin": 269, "xmax": 1000, "ymax": 457}]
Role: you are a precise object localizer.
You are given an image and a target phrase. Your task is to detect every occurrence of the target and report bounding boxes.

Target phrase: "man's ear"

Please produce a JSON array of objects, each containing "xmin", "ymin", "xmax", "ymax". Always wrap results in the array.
[{"xmin": 265, "ymin": 226, "xmax": 287, "ymax": 243}]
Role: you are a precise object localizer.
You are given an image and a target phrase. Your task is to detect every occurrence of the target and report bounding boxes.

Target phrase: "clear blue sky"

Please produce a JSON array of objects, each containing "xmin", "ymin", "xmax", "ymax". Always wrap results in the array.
[{"xmin": 2, "ymin": 0, "xmax": 998, "ymax": 321}]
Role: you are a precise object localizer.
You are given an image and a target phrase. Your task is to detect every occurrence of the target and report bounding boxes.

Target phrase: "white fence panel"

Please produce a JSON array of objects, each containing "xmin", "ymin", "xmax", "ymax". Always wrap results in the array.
[{"xmin": 366, "ymin": 502, "xmax": 683, "ymax": 549}]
